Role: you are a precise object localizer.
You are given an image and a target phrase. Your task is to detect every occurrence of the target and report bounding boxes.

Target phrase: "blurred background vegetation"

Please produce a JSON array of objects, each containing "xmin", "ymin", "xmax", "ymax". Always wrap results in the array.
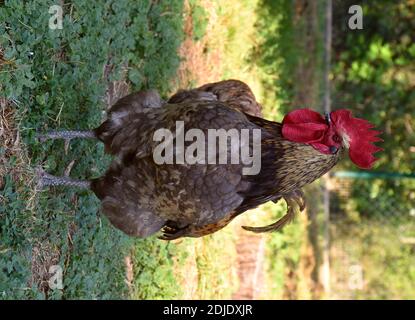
[
  {"xmin": 1, "ymin": 0, "xmax": 414, "ymax": 299},
  {"xmin": 329, "ymin": 0, "xmax": 415, "ymax": 299},
  {"xmin": 254, "ymin": 0, "xmax": 415, "ymax": 299}
]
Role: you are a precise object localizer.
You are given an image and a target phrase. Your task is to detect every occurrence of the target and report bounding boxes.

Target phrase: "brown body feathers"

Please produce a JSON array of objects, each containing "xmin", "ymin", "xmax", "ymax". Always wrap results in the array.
[{"xmin": 89, "ymin": 80, "xmax": 341, "ymax": 239}]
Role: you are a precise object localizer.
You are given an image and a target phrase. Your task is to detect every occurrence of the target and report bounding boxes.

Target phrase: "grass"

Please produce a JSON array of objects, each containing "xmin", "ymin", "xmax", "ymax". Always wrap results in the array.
[
  {"xmin": 174, "ymin": 0, "xmax": 263, "ymax": 96},
  {"xmin": 1, "ymin": 0, "xmax": 185, "ymax": 299},
  {"xmin": 169, "ymin": 230, "xmax": 240, "ymax": 300},
  {"xmin": 330, "ymin": 217, "xmax": 415, "ymax": 299}
]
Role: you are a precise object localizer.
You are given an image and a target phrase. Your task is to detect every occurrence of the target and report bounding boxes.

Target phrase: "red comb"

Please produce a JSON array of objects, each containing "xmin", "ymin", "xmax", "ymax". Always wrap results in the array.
[{"xmin": 330, "ymin": 110, "xmax": 383, "ymax": 169}]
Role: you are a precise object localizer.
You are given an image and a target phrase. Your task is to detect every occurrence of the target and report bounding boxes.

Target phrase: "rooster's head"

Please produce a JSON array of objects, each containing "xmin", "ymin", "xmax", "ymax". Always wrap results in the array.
[{"xmin": 281, "ymin": 108, "xmax": 383, "ymax": 169}]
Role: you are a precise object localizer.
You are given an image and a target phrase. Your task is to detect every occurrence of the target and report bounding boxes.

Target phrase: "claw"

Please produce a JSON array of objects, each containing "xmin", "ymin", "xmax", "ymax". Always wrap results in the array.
[
  {"xmin": 163, "ymin": 226, "xmax": 177, "ymax": 233},
  {"xmin": 36, "ymin": 166, "xmax": 52, "ymax": 189},
  {"xmin": 158, "ymin": 225, "xmax": 189, "ymax": 240},
  {"xmin": 36, "ymin": 134, "xmax": 47, "ymax": 143}
]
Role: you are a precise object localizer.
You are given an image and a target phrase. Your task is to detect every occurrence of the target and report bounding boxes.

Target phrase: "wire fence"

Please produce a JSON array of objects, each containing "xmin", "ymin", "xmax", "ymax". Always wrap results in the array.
[
  {"xmin": 327, "ymin": 172, "xmax": 415, "ymax": 299},
  {"xmin": 319, "ymin": 0, "xmax": 414, "ymax": 299}
]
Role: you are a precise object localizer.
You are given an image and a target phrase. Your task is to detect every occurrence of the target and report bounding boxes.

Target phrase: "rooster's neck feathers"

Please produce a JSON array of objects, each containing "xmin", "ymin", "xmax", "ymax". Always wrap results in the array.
[{"xmin": 235, "ymin": 114, "xmax": 342, "ymax": 214}]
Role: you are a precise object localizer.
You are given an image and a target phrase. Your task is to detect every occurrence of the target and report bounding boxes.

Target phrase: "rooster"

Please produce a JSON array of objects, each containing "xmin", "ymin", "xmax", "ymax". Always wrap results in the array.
[{"xmin": 37, "ymin": 80, "xmax": 382, "ymax": 240}]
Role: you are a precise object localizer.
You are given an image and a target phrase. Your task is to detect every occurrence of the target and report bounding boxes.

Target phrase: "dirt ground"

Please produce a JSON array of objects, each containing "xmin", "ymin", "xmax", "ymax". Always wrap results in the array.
[
  {"xmin": 174, "ymin": 0, "xmax": 269, "ymax": 299},
  {"xmin": 232, "ymin": 232, "xmax": 266, "ymax": 299}
]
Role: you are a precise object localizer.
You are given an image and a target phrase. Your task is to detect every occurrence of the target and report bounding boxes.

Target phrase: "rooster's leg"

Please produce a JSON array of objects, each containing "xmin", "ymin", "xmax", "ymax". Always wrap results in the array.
[
  {"xmin": 37, "ymin": 168, "xmax": 91, "ymax": 189},
  {"xmin": 37, "ymin": 130, "xmax": 97, "ymax": 142}
]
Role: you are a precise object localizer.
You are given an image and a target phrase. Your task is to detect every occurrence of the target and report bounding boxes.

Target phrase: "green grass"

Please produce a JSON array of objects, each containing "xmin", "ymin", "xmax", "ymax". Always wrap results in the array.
[
  {"xmin": 188, "ymin": 0, "xmax": 209, "ymax": 41},
  {"xmin": 254, "ymin": 202, "xmax": 307, "ymax": 300},
  {"xmin": 0, "ymin": 0, "xmax": 185, "ymax": 299}
]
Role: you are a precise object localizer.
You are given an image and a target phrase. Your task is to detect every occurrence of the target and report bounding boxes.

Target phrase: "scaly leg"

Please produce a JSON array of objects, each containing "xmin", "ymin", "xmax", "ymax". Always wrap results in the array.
[
  {"xmin": 37, "ymin": 167, "xmax": 91, "ymax": 189},
  {"xmin": 37, "ymin": 130, "xmax": 97, "ymax": 142}
]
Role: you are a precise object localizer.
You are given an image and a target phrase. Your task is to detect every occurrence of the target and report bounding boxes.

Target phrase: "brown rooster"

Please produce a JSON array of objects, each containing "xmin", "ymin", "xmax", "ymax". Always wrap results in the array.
[{"xmin": 37, "ymin": 79, "xmax": 382, "ymax": 240}]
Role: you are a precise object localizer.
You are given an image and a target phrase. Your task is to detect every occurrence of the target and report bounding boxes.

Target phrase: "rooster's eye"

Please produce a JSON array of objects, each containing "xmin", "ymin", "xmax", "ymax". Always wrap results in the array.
[
  {"xmin": 329, "ymin": 146, "xmax": 338, "ymax": 154},
  {"xmin": 332, "ymin": 134, "xmax": 341, "ymax": 143}
]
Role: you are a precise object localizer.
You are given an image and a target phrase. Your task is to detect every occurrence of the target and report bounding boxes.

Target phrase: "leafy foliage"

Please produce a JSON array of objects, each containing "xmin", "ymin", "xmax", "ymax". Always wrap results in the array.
[
  {"xmin": 331, "ymin": 0, "xmax": 414, "ymax": 219},
  {"xmin": 330, "ymin": 0, "xmax": 415, "ymax": 299},
  {"xmin": 0, "ymin": 0, "xmax": 184, "ymax": 299},
  {"xmin": 332, "ymin": 0, "xmax": 415, "ymax": 173},
  {"xmin": 250, "ymin": 0, "xmax": 295, "ymax": 116}
]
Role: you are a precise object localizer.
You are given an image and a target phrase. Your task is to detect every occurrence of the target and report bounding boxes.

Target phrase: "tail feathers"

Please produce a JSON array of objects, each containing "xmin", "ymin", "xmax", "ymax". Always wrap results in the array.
[{"xmin": 241, "ymin": 190, "xmax": 305, "ymax": 233}]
